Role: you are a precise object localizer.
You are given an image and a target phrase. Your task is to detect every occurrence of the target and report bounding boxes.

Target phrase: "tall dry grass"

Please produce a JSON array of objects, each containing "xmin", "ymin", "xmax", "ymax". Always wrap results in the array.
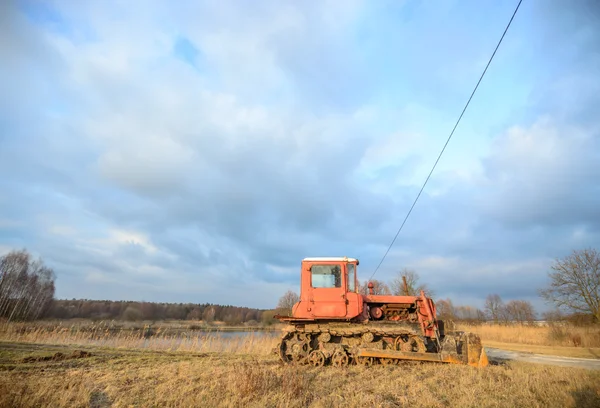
[
  {"xmin": 2, "ymin": 321, "xmax": 600, "ymax": 407},
  {"xmin": 0, "ymin": 321, "xmax": 279, "ymax": 355},
  {"xmin": 458, "ymin": 323, "xmax": 600, "ymax": 348}
]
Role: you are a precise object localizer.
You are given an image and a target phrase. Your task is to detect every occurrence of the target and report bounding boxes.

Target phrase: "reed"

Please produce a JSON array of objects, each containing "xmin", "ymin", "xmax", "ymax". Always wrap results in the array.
[
  {"xmin": 458, "ymin": 323, "xmax": 600, "ymax": 348},
  {"xmin": 0, "ymin": 321, "xmax": 279, "ymax": 355}
]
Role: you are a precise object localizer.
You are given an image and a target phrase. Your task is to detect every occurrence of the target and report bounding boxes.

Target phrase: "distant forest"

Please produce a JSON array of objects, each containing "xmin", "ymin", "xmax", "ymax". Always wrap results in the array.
[
  {"xmin": 48, "ymin": 299, "xmax": 268, "ymax": 325},
  {"xmin": 1, "ymin": 249, "xmax": 271, "ymax": 325}
]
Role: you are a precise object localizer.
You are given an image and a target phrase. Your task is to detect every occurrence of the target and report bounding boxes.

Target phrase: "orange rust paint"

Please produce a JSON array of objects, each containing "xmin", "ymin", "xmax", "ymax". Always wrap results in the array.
[{"xmin": 291, "ymin": 258, "xmax": 438, "ymax": 335}]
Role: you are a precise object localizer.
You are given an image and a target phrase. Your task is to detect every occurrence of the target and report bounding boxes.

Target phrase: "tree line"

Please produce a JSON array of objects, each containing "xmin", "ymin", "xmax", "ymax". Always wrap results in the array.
[
  {"xmin": 435, "ymin": 295, "xmax": 536, "ymax": 324},
  {"xmin": 48, "ymin": 299, "xmax": 265, "ymax": 324},
  {"xmin": 3, "ymin": 246, "xmax": 598, "ymax": 325}
]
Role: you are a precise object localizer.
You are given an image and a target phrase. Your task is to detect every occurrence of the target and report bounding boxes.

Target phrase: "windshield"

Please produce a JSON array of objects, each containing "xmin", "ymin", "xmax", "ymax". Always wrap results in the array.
[{"xmin": 311, "ymin": 264, "xmax": 342, "ymax": 288}]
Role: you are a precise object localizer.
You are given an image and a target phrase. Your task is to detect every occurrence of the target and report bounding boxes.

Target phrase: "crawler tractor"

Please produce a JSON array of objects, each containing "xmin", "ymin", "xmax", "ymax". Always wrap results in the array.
[{"xmin": 275, "ymin": 257, "xmax": 488, "ymax": 367}]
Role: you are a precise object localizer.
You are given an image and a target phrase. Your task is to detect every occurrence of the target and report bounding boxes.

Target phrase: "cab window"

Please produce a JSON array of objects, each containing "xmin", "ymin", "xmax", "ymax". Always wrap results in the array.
[
  {"xmin": 311, "ymin": 264, "xmax": 342, "ymax": 288},
  {"xmin": 347, "ymin": 264, "xmax": 356, "ymax": 292}
]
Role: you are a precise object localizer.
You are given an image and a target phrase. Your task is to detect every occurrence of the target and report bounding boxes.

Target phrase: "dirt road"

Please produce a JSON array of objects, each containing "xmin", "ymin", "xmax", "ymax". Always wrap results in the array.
[{"xmin": 486, "ymin": 347, "xmax": 600, "ymax": 370}]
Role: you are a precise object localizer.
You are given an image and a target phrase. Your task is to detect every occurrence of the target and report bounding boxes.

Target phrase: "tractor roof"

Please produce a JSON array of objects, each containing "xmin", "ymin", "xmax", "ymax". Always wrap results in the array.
[{"xmin": 302, "ymin": 257, "xmax": 359, "ymax": 263}]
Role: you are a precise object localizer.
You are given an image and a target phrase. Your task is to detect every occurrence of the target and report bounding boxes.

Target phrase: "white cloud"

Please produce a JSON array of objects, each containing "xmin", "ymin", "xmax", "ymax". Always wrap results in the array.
[
  {"xmin": 110, "ymin": 229, "xmax": 159, "ymax": 254},
  {"xmin": 479, "ymin": 116, "xmax": 600, "ymax": 227},
  {"xmin": 1, "ymin": 0, "xmax": 599, "ymax": 311}
]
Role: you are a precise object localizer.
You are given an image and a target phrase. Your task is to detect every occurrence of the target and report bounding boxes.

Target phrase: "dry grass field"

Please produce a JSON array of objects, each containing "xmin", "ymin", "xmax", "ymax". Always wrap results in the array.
[
  {"xmin": 1, "ymin": 341, "xmax": 599, "ymax": 408},
  {"xmin": 458, "ymin": 323, "xmax": 600, "ymax": 348},
  {"xmin": 1, "ymin": 321, "xmax": 600, "ymax": 407}
]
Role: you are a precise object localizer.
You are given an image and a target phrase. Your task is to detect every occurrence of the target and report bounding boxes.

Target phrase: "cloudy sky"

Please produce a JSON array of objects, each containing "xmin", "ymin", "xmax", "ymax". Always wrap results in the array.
[{"xmin": 1, "ymin": 0, "xmax": 599, "ymax": 311}]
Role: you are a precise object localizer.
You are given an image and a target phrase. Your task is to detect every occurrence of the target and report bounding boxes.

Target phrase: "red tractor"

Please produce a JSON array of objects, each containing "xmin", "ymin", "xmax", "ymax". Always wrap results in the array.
[{"xmin": 275, "ymin": 257, "xmax": 488, "ymax": 367}]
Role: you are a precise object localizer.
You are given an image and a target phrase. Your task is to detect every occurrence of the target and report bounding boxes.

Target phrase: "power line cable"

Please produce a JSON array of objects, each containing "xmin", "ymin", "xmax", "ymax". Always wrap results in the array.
[{"xmin": 369, "ymin": 0, "xmax": 523, "ymax": 281}]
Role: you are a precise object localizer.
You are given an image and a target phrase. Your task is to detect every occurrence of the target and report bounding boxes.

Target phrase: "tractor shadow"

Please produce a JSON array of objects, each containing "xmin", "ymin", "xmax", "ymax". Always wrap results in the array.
[
  {"xmin": 89, "ymin": 390, "xmax": 112, "ymax": 408},
  {"xmin": 570, "ymin": 387, "xmax": 600, "ymax": 408}
]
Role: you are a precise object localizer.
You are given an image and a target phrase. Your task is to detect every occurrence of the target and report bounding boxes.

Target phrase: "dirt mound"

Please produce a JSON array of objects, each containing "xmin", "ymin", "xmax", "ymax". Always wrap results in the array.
[
  {"xmin": 71, "ymin": 350, "xmax": 92, "ymax": 358},
  {"xmin": 22, "ymin": 350, "xmax": 93, "ymax": 363}
]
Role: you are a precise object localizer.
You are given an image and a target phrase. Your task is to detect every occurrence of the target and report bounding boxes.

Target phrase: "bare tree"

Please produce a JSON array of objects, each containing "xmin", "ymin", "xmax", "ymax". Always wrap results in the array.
[
  {"xmin": 455, "ymin": 305, "xmax": 486, "ymax": 323},
  {"xmin": 187, "ymin": 307, "xmax": 202, "ymax": 320},
  {"xmin": 359, "ymin": 279, "xmax": 391, "ymax": 296},
  {"xmin": 261, "ymin": 309, "xmax": 277, "ymax": 326},
  {"xmin": 435, "ymin": 298, "xmax": 456, "ymax": 321},
  {"xmin": 122, "ymin": 305, "xmax": 142, "ymax": 321},
  {"xmin": 276, "ymin": 290, "xmax": 300, "ymax": 315},
  {"xmin": 390, "ymin": 268, "xmax": 435, "ymax": 298},
  {"xmin": 202, "ymin": 306, "xmax": 215, "ymax": 324},
  {"xmin": 0, "ymin": 250, "xmax": 29, "ymax": 317},
  {"xmin": 539, "ymin": 248, "xmax": 600, "ymax": 322},
  {"xmin": 504, "ymin": 300, "xmax": 536, "ymax": 324},
  {"xmin": 0, "ymin": 249, "xmax": 55, "ymax": 322},
  {"xmin": 541, "ymin": 309, "xmax": 564, "ymax": 322},
  {"xmin": 484, "ymin": 294, "xmax": 504, "ymax": 323}
]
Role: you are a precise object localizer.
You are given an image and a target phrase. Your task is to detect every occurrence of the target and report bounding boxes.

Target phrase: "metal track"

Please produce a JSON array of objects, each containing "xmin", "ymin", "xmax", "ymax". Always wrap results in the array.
[{"xmin": 276, "ymin": 325, "xmax": 488, "ymax": 367}]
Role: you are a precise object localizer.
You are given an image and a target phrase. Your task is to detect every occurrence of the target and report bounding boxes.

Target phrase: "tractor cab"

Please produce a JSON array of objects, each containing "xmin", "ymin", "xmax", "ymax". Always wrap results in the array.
[{"xmin": 292, "ymin": 257, "xmax": 364, "ymax": 320}]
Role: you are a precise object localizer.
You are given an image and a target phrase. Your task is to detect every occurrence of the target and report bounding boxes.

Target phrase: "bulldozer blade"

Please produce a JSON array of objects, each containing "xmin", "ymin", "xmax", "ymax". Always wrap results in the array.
[
  {"xmin": 358, "ymin": 349, "xmax": 456, "ymax": 363},
  {"xmin": 357, "ymin": 348, "xmax": 489, "ymax": 367},
  {"xmin": 475, "ymin": 347, "xmax": 489, "ymax": 368},
  {"xmin": 463, "ymin": 331, "xmax": 489, "ymax": 368}
]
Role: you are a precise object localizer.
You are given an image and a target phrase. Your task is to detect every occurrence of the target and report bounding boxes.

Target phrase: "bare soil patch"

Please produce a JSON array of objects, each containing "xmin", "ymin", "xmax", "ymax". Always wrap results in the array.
[{"xmin": 22, "ymin": 350, "xmax": 93, "ymax": 363}]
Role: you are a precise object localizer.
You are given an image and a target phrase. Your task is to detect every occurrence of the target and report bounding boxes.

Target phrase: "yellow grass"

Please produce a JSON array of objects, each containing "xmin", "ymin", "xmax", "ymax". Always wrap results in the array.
[
  {"xmin": 1, "ymin": 321, "xmax": 600, "ymax": 407},
  {"xmin": 1, "ymin": 341, "xmax": 599, "ymax": 408},
  {"xmin": 0, "ymin": 322, "xmax": 279, "ymax": 355},
  {"xmin": 458, "ymin": 323, "xmax": 600, "ymax": 348}
]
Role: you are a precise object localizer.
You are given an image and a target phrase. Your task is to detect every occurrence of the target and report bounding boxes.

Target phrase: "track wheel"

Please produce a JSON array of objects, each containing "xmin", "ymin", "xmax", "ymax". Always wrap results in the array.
[
  {"xmin": 308, "ymin": 350, "xmax": 326, "ymax": 367},
  {"xmin": 356, "ymin": 356, "xmax": 374, "ymax": 366},
  {"xmin": 394, "ymin": 336, "xmax": 407, "ymax": 351},
  {"xmin": 278, "ymin": 332, "xmax": 294, "ymax": 363},
  {"xmin": 331, "ymin": 350, "xmax": 349, "ymax": 367},
  {"xmin": 400, "ymin": 336, "xmax": 426, "ymax": 353},
  {"xmin": 290, "ymin": 340, "xmax": 310, "ymax": 363}
]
